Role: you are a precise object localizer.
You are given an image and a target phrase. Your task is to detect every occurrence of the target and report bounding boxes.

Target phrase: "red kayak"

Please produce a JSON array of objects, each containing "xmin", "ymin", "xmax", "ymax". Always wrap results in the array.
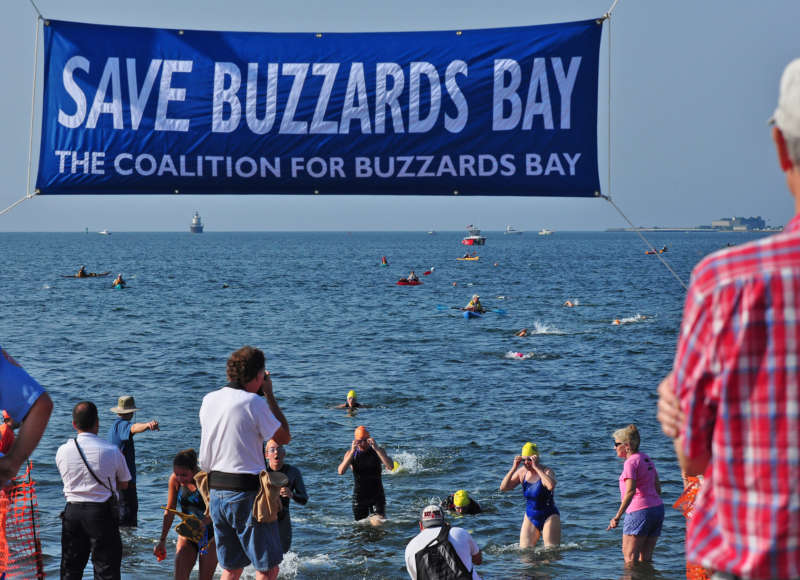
[{"xmin": 397, "ymin": 279, "xmax": 422, "ymax": 286}]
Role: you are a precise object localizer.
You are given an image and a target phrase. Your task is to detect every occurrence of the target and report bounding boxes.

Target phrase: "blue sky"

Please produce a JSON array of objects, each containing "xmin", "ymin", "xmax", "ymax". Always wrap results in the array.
[{"xmin": 1, "ymin": 0, "xmax": 798, "ymax": 232}]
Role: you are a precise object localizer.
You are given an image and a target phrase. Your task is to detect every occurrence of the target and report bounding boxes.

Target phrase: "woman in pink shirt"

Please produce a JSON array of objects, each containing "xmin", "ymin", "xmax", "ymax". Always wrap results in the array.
[{"xmin": 606, "ymin": 424, "xmax": 664, "ymax": 566}]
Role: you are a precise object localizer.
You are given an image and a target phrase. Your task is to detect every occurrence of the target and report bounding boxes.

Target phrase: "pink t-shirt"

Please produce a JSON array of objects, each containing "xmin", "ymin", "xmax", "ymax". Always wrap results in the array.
[{"xmin": 619, "ymin": 452, "xmax": 662, "ymax": 513}]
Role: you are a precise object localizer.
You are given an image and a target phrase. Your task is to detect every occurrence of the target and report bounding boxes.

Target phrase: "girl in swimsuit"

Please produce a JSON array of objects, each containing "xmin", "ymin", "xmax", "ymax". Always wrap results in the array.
[
  {"xmin": 500, "ymin": 442, "xmax": 561, "ymax": 548},
  {"xmin": 154, "ymin": 449, "xmax": 217, "ymax": 580}
]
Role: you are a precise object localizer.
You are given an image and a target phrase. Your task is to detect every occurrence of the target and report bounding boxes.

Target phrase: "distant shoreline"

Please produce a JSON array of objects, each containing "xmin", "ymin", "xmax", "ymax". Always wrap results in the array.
[{"xmin": 605, "ymin": 227, "xmax": 783, "ymax": 233}]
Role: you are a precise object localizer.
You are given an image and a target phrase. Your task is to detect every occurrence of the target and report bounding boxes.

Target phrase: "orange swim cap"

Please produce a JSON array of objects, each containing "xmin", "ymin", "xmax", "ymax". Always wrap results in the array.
[{"xmin": 354, "ymin": 426, "xmax": 370, "ymax": 440}]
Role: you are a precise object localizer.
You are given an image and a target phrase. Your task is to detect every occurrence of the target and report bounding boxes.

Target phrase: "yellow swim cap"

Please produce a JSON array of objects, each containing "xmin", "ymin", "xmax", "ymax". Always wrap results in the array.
[
  {"xmin": 453, "ymin": 489, "xmax": 470, "ymax": 508},
  {"xmin": 347, "ymin": 389, "xmax": 357, "ymax": 400},
  {"xmin": 521, "ymin": 442, "xmax": 539, "ymax": 457}
]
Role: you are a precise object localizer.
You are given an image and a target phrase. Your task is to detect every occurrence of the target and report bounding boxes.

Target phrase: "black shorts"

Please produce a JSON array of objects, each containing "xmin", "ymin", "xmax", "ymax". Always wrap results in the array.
[{"xmin": 352, "ymin": 494, "xmax": 385, "ymax": 520}]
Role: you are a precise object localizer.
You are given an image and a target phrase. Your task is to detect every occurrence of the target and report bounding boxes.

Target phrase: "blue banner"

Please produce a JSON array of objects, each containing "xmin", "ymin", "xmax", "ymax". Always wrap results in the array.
[{"xmin": 36, "ymin": 19, "xmax": 601, "ymax": 196}]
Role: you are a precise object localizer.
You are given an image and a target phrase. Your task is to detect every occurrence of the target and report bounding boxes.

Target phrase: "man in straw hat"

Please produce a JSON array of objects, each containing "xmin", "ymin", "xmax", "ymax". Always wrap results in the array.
[
  {"xmin": 108, "ymin": 395, "xmax": 159, "ymax": 527},
  {"xmin": 658, "ymin": 58, "xmax": 800, "ymax": 579}
]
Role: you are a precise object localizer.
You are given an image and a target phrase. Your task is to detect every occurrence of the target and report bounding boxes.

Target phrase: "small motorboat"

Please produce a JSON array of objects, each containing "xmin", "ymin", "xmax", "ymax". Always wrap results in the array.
[
  {"xmin": 462, "ymin": 225, "xmax": 486, "ymax": 245},
  {"xmin": 504, "ymin": 225, "xmax": 522, "ymax": 235},
  {"xmin": 538, "ymin": 228, "xmax": 553, "ymax": 236},
  {"xmin": 396, "ymin": 279, "xmax": 422, "ymax": 286},
  {"xmin": 98, "ymin": 229, "xmax": 111, "ymax": 235}
]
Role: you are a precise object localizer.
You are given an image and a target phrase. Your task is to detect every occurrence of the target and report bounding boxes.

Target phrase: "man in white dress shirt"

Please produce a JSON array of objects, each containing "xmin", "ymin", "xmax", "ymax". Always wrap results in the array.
[{"xmin": 55, "ymin": 401, "xmax": 131, "ymax": 580}]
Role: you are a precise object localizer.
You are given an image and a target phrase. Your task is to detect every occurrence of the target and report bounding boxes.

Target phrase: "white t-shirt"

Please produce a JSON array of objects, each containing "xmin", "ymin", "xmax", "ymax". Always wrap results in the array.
[
  {"xmin": 199, "ymin": 386, "xmax": 280, "ymax": 474},
  {"xmin": 404, "ymin": 525, "xmax": 481, "ymax": 580},
  {"xmin": 55, "ymin": 432, "xmax": 131, "ymax": 503}
]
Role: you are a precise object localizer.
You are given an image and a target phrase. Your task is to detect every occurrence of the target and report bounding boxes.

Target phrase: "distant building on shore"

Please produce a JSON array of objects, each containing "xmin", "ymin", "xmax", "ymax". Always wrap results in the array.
[
  {"xmin": 607, "ymin": 215, "xmax": 780, "ymax": 233},
  {"xmin": 710, "ymin": 216, "xmax": 766, "ymax": 231}
]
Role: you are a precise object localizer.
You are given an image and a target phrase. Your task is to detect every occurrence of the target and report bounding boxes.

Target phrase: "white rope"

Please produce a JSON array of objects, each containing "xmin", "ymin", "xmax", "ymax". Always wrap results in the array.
[
  {"xmin": 607, "ymin": 11, "xmax": 612, "ymax": 205},
  {"xmin": 27, "ymin": 0, "xmax": 43, "ymax": 19},
  {"xmin": 25, "ymin": 13, "xmax": 42, "ymax": 201},
  {"xmin": 597, "ymin": 0, "xmax": 620, "ymax": 22},
  {"xmin": 0, "ymin": 193, "xmax": 37, "ymax": 218},
  {"xmin": 601, "ymin": 195, "xmax": 689, "ymax": 291},
  {"xmin": 1, "ymin": 3, "xmax": 43, "ymax": 218}
]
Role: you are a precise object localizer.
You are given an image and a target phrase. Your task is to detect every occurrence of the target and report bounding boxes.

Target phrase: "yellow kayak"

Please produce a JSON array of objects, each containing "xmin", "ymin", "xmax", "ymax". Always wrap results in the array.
[{"xmin": 457, "ymin": 257, "xmax": 480, "ymax": 261}]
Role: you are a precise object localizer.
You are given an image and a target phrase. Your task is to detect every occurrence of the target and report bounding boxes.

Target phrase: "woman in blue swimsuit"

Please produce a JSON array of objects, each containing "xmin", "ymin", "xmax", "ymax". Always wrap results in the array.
[
  {"xmin": 500, "ymin": 442, "xmax": 561, "ymax": 548},
  {"xmin": 154, "ymin": 449, "xmax": 217, "ymax": 580}
]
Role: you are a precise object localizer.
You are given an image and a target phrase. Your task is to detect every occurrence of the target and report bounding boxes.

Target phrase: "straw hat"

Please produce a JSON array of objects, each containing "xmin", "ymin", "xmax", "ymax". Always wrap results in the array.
[{"xmin": 110, "ymin": 395, "xmax": 140, "ymax": 414}]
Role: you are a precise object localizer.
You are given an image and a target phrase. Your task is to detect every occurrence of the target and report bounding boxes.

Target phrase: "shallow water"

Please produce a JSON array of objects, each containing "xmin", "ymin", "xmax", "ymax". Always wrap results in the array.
[{"xmin": 0, "ymin": 230, "xmax": 766, "ymax": 578}]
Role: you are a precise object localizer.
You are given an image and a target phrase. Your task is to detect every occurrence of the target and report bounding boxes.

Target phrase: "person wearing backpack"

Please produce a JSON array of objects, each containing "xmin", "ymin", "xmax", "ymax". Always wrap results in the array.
[{"xmin": 404, "ymin": 504, "xmax": 482, "ymax": 580}]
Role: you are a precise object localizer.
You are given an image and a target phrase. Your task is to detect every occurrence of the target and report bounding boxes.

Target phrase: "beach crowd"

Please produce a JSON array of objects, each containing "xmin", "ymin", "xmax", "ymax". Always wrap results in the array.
[{"xmin": 2, "ymin": 56, "xmax": 800, "ymax": 580}]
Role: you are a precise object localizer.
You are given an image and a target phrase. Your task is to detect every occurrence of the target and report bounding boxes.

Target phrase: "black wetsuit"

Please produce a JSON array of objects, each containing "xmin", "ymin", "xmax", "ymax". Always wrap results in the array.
[
  {"xmin": 266, "ymin": 463, "xmax": 308, "ymax": 553},
  {"xmin": 351, "ymin": 448, "xmax": 385, "ymax": 520}
]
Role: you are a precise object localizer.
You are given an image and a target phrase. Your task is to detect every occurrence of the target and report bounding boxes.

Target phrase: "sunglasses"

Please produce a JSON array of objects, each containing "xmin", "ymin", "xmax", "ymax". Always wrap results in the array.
[
  {"xmin": 266, "ymin": 447, "xmax": 281, "ymax": 454},
  {"xmin": 614, "ymin": 442, "xmax": 624, "ymax": 447}
]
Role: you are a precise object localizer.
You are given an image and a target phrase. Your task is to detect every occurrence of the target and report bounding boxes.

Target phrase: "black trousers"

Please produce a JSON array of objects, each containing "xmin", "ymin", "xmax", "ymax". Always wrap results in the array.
[
  {"xmin": 118, "ymin": 483, "xmax": 137, "ymax": 527},
  {"xmin": 60, "ymin": 501, "xmax": 121, "ymax": 580}
]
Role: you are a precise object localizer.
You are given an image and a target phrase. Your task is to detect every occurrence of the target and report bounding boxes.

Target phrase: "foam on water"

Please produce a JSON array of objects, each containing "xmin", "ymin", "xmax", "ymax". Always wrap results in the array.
[
  {"xmin": 529, "ymin": 321, "xmax": 566, "ymax": 335},
  {"xmin": 612, "ymin": 313, "xmax": 648, "ymax": 325},
  {"xmin": 504, "ymin": 351, "xmax": 536, "ymax": 360},
  {"xmin": 389, "ymin": 450, "xmax": 425, "ymax": 474},
  {"xmin": 278, "ymin": 551, "xmax": 336, "ymax": 577}
]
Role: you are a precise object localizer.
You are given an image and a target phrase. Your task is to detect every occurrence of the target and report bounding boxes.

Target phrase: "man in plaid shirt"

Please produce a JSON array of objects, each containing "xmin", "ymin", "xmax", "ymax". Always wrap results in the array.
[{"xmin": 658, "ymin": 58, "xmax": 800, "ymax": 580}]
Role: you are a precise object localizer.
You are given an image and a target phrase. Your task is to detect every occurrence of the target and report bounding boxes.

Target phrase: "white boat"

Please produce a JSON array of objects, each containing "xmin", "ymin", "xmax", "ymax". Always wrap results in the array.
[
  {"xmin": 538, "ymin": 228, "xmax": 553, "ymax": 236},
  {"xmin": 461, "ymin": 225, "xmax": 486, "ymax": 246},
  {"xmin": 504, "ymin": 225, "xmax": 522, "ymax": 235},
  {"xmin": 190, "ymin": 211, "xmax": 204, "ymax": 233},
  {"xmin": 98, "ymin": 229, "xmax": 111, "ymax": 235}
]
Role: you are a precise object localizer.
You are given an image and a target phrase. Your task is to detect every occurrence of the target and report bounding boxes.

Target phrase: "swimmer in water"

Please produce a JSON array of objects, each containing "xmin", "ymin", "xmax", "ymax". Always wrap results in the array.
[
  {"xmin": 515, "ymin": 329, "xmax": 529, "ymax": 337},
  {"xmin": 563, "ymin": 300, "xmax": 574, "ymax": 308},
  {"xmin": 336, "ymin": 390, "xmax": 364, "ymax": 409},
  {"xmin": 500, "ymin": 442, "xmax": 561, "ymax": 548},
  {"xmin": 443, "ymin": 490, "xmax": 482, "ymax": 515},
  {"xmin": 337, "ymin": 426, "xmax": 393, "ymax": 524}
]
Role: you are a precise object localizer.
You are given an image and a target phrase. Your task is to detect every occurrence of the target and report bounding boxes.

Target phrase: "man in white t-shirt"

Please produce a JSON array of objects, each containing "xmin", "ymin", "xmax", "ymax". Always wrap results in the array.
[
  {"xmin": 199, "ymin": 346, "xmax": 290, "ymax": 580},
  {"xmin": 404, "ymin": 504, "xmax": 482, "ymax": 580}
]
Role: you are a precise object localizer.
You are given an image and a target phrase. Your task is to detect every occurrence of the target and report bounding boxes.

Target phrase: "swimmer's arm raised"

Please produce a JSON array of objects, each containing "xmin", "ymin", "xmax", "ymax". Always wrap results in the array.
[
  {"xmin": 337, "ymin": 441, "xmax": 357, "ymax": 474},
  {"xmin": 499, "ymin": 456, "xmax": 524, "ymax": 491},
  {"xmin": 370, "ymin": 439, "xmax": 393, "ymax": 471}
]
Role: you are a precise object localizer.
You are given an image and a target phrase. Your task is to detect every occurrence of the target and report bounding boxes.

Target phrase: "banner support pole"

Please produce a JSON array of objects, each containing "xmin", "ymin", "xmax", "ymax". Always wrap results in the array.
[{"xmin": 25, "ymin": 14, "xmax": 42, "ymax": 206}]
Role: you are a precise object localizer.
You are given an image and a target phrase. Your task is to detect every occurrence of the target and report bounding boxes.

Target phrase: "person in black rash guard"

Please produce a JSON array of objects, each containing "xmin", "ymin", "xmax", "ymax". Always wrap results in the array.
[
  {"xmin": 264, "ymin": 439, "xmax": 308, "ymax": 553},
  {"xmin": 337, "ymin": 425, "xmax": 393, "ymax": 523}
]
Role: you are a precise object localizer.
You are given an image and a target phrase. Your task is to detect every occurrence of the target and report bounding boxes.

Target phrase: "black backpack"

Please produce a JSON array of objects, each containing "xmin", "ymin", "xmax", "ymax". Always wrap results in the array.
[{"xmin": 414, "ymin": 523, "xmax": 473, "ymax": 580}]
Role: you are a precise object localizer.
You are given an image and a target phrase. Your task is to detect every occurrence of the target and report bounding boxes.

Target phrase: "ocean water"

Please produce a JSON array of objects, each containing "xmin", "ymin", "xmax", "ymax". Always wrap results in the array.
[{"xmin": 0, "ymin": 230, "xmax": 767, "ymax": 579}]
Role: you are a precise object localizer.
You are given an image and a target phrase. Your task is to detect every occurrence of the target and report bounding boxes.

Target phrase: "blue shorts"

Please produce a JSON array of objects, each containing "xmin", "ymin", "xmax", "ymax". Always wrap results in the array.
[
  {"xmin": 210, "ymin": 489, "xmax": 283, "ymax": 572},
  {"xmin": 623, "ymin": 504, "xmax": 664, "ymax": 537}
]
